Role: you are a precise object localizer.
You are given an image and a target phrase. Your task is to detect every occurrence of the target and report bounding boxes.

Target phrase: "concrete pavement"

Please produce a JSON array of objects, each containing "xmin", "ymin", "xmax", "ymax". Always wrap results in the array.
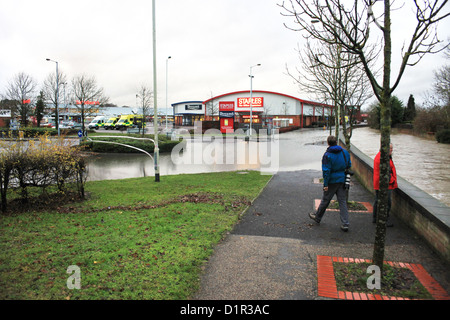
[{"xmin": 194, "ymin": 170, "xmax": 450, "ymax": 300}]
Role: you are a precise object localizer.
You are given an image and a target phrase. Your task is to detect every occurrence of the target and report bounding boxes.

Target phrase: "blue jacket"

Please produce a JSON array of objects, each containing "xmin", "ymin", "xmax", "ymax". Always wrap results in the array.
[{"xmin": 322, "ymin": 145, "xmax": 351, "ymax": 187}]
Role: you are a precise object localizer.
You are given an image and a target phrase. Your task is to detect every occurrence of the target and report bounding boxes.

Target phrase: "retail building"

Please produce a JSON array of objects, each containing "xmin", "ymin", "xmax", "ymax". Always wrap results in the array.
[
  {"xmin": 172, "ymin": 101, "xmax": 204, "ymax": 126},
  {"xmin": 202, "ymin": 90, "xmax": 336, "ymax": 129}
]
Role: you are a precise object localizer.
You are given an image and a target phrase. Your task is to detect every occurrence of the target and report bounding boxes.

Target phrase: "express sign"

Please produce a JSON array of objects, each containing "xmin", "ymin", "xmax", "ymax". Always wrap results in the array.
[
  {"xmin": 237, "ymin": 97, "xmax": 263, "ymax": 108},
  {"xmin": 219, "ymin": 101, "xmax": 235, "ymax": 111}
]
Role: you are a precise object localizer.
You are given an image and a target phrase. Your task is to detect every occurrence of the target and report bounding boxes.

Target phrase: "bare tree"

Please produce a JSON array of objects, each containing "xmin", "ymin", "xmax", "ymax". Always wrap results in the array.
[
  {"xmin": 5, "ymin": 72, "xmax": 37, "ymax": 126},
  {"xmin": 71, "ymin": 74, "xmax": 108, "ymax": 134},
  {"xmin": 287, "ymin": 38, "xmax": 375, "ymax": 148},
  {"xmin": 280, "ymin": 0, "xmax": 449, "ymax": 271},
  {"xmin": 431, "ymin": 48, "xmax": 450, "ymax": 107},
  {"xmin": 262, "ymin": 104, "xmax": 273, "ymax": 127},
  {"xmin": 422, "ymin": 63, "xmax": 450, "ymax": 109},
  {"xmin": 136, "ymin": 84, "xmax": 153, "ymax": 135},
  {"xmin": 205, "ymin": 91, "xmax": 219, "ymax": 120},
  {"xmin": 43, "ymin": 70, "xmax": 67, "ymax": 131}
]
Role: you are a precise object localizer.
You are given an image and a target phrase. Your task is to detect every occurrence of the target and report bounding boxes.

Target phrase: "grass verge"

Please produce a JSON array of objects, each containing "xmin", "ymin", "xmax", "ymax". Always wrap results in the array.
[{"xmin": 0, "ymin": 171, "xmax": 271, "ymax": 300}]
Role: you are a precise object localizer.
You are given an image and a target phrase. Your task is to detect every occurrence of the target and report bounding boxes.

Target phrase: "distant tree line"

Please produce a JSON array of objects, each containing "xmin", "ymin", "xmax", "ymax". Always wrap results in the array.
[
  {"xmin": 367, "ymin": 58, "xmax": 450, "ymax": 143},
  {"xmin": 0, "ymin": 71, "xmax": 109, "ymax": 133}
]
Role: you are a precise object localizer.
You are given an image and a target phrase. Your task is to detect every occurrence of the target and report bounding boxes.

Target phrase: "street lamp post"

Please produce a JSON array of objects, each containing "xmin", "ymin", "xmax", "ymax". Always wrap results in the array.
[
  {"xmin": 152, "ymin": 0, "xmax": 160, "ymax": 182},
  {"xmin": 46, "ymin": 58, "xmax": 60, "ymax": 136},
  {"xmin": 249, "ymin": 63, "xmax": 261, "ymax": 137},
  {"xmin": 166, "ymin": 56, "xmax": 171, "ymax": 133}
]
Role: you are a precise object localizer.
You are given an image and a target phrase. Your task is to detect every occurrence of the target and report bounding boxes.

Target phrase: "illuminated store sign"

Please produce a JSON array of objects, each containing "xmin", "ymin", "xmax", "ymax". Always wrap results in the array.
[{"xmin": 237, "ymin": 97, "xmax": 263, "ymax": 108}]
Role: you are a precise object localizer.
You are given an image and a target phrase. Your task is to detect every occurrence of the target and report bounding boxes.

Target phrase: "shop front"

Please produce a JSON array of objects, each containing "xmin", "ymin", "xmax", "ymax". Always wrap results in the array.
[
  {"xmin": 203, "ymin": 90, "xmax": 334, "ymax": 131},
  {"xmin": 172, "ymin": 101, "xmax": 205, "ymax": 126},
  {"xmin": 239, "ymin": 113, "xmax": 262, "ymax": 125}
]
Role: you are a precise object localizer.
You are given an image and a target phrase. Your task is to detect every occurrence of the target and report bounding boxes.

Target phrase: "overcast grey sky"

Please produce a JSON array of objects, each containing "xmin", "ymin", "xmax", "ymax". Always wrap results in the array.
[{"xmin": 1, "ymin": 0, "xmax": 449, "ymax": 110}]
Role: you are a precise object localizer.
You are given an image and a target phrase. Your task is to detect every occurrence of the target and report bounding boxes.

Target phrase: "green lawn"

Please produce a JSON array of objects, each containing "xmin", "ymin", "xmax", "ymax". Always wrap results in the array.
[{"xmin": 0, "ymin": 171, "xmax": 271, "ymax": 300}]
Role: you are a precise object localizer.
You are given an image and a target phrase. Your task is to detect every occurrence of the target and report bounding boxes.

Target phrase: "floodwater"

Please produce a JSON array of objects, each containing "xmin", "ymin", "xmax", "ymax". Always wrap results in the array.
[
  {"xmin": 351, "ymin": 127, "xmax": 450, "ymax": 207},
  {"xmin": 86, "ymin": 126, "xmax": 450, "ymax": 207},
  {"xmin": 86, "ymin": 128, "xmax": 329, "ymax": 179}
]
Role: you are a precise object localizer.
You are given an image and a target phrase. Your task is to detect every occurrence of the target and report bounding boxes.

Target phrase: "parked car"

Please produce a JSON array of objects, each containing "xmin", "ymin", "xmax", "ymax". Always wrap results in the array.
[
  {"xmin": 59, "ymin": 121, "xmax": 82, "ymax": 129},
  {"xmin": 41, "ymin": 122, "xmax": 55, "ymax": 128}
]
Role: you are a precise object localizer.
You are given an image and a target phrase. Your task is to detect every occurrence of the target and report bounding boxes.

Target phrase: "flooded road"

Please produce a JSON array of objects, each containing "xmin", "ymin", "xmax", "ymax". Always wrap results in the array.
[
  {"xmin": 86, "ymin": 128, "xmax": 329, "ymax": 180},
  {"xmin": 86, "ymin": 126, "xmax": 449, "ymax": 207},
  {"xmin": 351, "ymin": 127, "xmax": 450, "ymax": 207}
]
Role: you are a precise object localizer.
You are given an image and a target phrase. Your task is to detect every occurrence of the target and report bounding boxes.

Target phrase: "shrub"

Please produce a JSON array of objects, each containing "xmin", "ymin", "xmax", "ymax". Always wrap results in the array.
[
  {"xmin": 414, "ymin": 105, "xmax": 450, "ymax": 134},
  {"xmin": 0, "ymin": 134, "xmax": 87, "ymax": 213},
  {"xmin": 436, "ymin": 129, "xmax": 450, "ymax": 144}
]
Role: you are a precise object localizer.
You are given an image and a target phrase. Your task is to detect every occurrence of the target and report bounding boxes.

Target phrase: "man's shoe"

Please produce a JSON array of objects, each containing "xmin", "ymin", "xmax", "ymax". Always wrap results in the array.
[
  {"xmin": 309, "ymin": 212, "xmax": 320, "ymax": 224},
  {"xmin": 340, "ymin": 225, "xmax": 349, "ymax": 232}
]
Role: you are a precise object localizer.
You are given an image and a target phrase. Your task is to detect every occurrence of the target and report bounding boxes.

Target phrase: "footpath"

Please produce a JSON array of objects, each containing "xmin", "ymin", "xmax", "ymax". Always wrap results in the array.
[{"xmin": 194, "ymin": 170, "xmax": 450, "ymax": 300}]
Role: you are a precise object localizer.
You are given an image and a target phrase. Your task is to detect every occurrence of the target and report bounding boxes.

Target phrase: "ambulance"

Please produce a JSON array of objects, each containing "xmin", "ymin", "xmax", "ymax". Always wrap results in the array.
[
  {"xmin": 114, "ymin": 114, "xmax": 145, "ymax": 130},
  {"xmin": 103, "ymin": 116, "xmax": 120, "ymax": 130},
  {"xmin": 87, "ymin": 116, "xmax": 106, "ymax": 130}
]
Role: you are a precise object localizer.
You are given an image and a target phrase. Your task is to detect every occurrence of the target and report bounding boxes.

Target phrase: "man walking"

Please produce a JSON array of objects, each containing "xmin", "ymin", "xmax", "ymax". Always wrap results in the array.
[{"xmin": 309, "ymin": 135, "xmax": 351, "ymax": 232}]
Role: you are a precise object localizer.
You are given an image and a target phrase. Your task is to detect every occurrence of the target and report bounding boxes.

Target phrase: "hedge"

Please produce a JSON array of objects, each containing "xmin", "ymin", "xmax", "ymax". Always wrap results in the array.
[
  {"xmin": 80, "ymin": 136, "xmax": 181, "ymax": 153},
  {"xmin": 0, "ymin": 127, "xmax": 96, "ymax": 138}
]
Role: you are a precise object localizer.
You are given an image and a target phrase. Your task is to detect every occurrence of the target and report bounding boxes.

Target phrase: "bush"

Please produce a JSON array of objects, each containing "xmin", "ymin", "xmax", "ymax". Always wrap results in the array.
[
  {"xmin": 436, "ymin": 129, "xmax": 450, "ymax": 144},
  {"xmin": 0, "ymin": 135, "xmax": 87, "ymax": 213},
  {"xmin": 414, "ymin": 105, "xmax": 450, "ymax": 134},
  {"xmin": 0, "ymin": 127, "xmax": 57, "ymax": 137},
  {"xmin": 80, "ymin": 135, "xmax": 180, "ymax": 154}
]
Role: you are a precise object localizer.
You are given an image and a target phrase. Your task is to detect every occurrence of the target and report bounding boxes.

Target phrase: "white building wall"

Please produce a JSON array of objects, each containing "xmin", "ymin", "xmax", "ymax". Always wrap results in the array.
[
  {"xmin": 261, "ymin": 94, "xmax": 299, "ymax": 116},
  {"xmin": 207, "ymin": 91, "xmax": 301, "ymax": 116}
]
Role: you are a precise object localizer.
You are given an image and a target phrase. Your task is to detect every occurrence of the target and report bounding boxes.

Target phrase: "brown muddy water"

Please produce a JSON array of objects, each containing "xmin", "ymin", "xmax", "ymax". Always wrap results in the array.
[{"xmin": 351, "ymin": 127, "xmax": 450, "ymax": 207}]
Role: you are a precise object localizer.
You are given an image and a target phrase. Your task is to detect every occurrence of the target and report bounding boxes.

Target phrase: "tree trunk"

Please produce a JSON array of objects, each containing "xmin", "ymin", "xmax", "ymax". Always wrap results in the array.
[
  {"xmin": 0, "ymin": 169, "xmax": 10, "ymax": 213},
  {"xmin": 372, "ymin": 0, "xmax": 392, "ymax": 272}
]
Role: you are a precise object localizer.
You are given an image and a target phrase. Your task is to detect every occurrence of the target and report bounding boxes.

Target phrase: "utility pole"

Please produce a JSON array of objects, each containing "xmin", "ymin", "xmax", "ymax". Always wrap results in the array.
[
  {"xmin": 249, "ymin": 64, "xmax": 261, "ymax": 138},
  {"xmin": 152, "ymin": 0, "xmax": 160, "ymax": 182}
]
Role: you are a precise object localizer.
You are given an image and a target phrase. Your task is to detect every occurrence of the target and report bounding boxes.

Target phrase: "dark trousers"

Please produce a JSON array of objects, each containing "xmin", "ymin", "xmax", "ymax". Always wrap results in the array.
[
  {"xmin": 315, "ymin": 183, "xmax": 349, "ymax": 226},
  {"xmin": 373, "ymin": 190, "xmax": 392, "ymax": 223}
]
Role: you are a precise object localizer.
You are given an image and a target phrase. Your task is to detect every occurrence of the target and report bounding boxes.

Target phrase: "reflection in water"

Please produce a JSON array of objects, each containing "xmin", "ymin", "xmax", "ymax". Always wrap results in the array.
[
  {"xmin": 87, "ymin": 153, "xmax": 153, "ymax": 181},
  {"xmin": 351, "ymin": 127, "xmax": 450, "ymax": 207},
  {"xmin": 86, "ymin": 129, "xmax": 330, "ymax": 181}
]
